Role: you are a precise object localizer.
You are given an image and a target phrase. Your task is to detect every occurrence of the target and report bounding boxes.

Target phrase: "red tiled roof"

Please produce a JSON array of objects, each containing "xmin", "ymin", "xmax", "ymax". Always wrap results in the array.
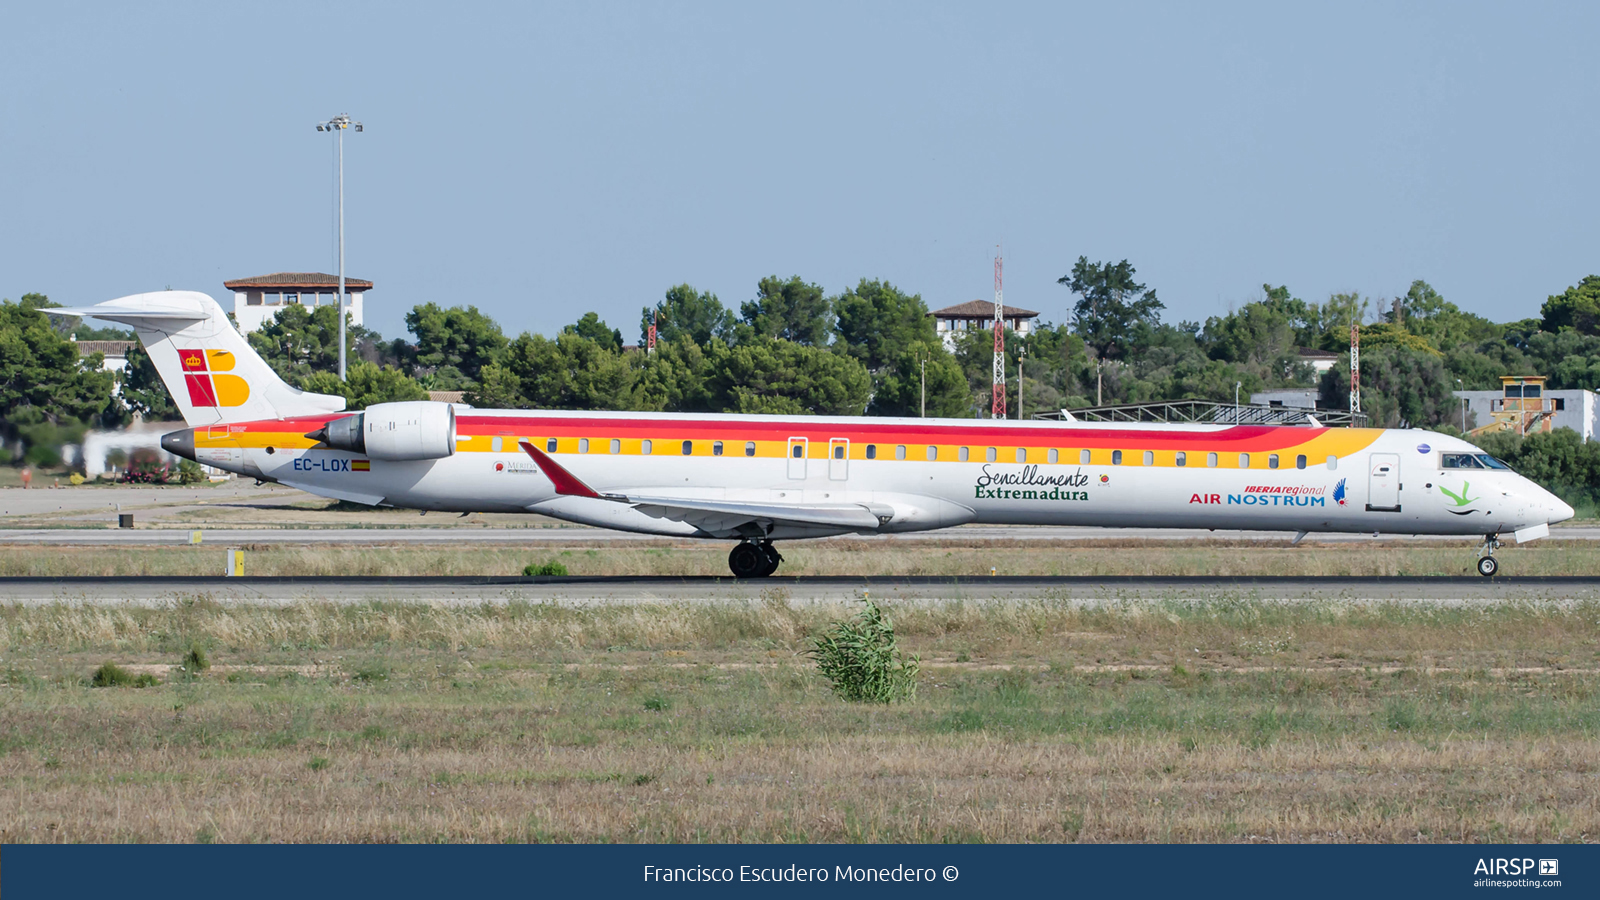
[
  {"xmin": 928, "ymin": 299, "xmax": 1039, "ymax": 318},
  {"xmin": 73, "ymin": 340, "xmax": 136, "ymax": 357},
  {"xmin": 223, "ymin": 272, "xmax": 373, "ymax": 290}
]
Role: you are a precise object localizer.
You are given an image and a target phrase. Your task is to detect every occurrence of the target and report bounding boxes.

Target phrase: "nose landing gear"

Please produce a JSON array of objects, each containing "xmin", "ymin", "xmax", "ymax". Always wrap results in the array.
[
  {"xmin": 728, "ymin": 540, "xmax": 782, "ymax": 578},
  {"xmin": 1476, "ymin": 533, "xmax": 1502, "ymax": 577}
]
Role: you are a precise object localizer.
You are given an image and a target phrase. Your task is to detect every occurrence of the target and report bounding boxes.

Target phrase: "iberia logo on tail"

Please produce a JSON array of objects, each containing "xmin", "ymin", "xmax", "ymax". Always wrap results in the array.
[{"xmin": 180, "ymin": 349, "xmax": 250, "ymax": 407}]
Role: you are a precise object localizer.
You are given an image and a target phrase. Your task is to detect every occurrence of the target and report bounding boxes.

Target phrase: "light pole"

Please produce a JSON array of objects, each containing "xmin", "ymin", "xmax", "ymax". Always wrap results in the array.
[
  {"xmin": 1235, "ymin": 381, "xmax": 1241, "ymax": 424},
  {"xmin": 317, "ymin": 113, "xmax": 363, "ymax": 380},
  {"xmin": 1457, "ymin": 379, "xmax": 1465, "ymax": 432}
]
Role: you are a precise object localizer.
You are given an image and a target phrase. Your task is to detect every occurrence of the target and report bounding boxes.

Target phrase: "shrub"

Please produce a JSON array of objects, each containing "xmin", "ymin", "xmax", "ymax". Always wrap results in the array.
[
  {"xmin": 806, "ymin": 599, "xmax": 919, "ymax": 703},
  {"xmin": 643, "ymin": 695, "xmax": 672, "ymax": 711},
  {"xmin": 524, "ymin": 561, "xmax": 570, "ymax": 577},
  {"xmin": 178, "ymin": 644, "xmax": 210, "ymax": 678},
  {"xmin": 90, "ymin": 662, "xmax": 158, "ymax": 688}
]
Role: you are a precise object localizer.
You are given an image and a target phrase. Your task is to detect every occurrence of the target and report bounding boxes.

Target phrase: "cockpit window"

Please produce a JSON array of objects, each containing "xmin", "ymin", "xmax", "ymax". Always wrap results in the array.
[
  {"xmin": 1476, "ymin": 454, "xmax": 1512, "ymax": 470},
  {"xmin": 1440, "ymin": 452, "xmax": 1484, "ymax": 469}
]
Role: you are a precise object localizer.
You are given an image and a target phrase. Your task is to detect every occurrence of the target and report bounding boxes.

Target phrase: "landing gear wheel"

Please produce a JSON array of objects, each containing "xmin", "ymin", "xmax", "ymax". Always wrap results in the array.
[
  {"xmin": 1477, "ymin": 555, "xmax": 1499, "ymax": 577},
  {"xmin": 758, "ymin": 542, "xmax": 783, "ymax": 577},
  {"xmin": 729, "ymin": 542, "xmax": 770, "ymax": 578}
]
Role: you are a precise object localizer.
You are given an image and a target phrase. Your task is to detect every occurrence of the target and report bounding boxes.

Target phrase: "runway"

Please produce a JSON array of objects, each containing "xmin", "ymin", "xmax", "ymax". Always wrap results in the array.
[
  {"xmin": 4, "ymin": 525, "xmax": 1600, "ymax": 545},
  {"xmin": 6, "ymin": 574, "xmax": 1599, "ymax": 605}
]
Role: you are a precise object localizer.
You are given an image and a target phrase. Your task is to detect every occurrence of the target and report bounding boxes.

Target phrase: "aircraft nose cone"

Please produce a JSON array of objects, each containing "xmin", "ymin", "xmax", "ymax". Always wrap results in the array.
[{"xmin": 1552, "ymin": 497, "xmax": 1576, "ymax": 524}]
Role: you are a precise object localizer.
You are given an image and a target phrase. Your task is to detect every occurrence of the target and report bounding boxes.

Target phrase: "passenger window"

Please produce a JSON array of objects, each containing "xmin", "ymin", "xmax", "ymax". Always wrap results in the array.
[
  {"xmin": 792, "ymin": 444, "xmax": 803, "ymax": 459},
  {"xmin": 610, "ymin": 439, "xmax": 620, "ymax": 454},
  {"xmin": 958, "ymin": 447, "xmax": 969, "ymax": 461},
  {"xmin": 579, "ymin": 438, "xmax": 589, "ymax": 454},
  {"xmin": 1268, "ymin": 454, "xmax": 1278, "ymax": 469},
  {"xmin": 1048, "ymin": 449, "xmax": 1058, "ymax": 464},
  {"xmin": 682, "ymin": 440, "xmax": 693, "ymax": 455},
  {"xmin": 866, "ymin": 445, "xmax": 876, "ymax": 459},
  {"xmin": 1207, "ymin": 452, "xmax": 1218, "ymax": 468},
  {"xmin": 546, "ymin": 438, "xmax": 557, "ymax": 453},
  {"xmin": 1016, "ymin": 448, "xmax": 1027, "ymax": 463},
  {"xmin": 1143, "ymin": 450, "xmax": 1154, "ymax": 466},
  {"xmin": 491, "ymin": 436, "xmax": 503, "ymax": 452},
  {"xmin": 1239, "ymin": 453, "xmax": 1250, "ymax": 468},
  {"xmin": 713, "ymin": 441, "xmax": 723, "ymax": 456},
  {"xmin": 986, "ymin": 447, "xmax": 997, "ymax": 462},
  {"xmin": 1296, "ymin": 454, "xmax": 1306, "ymax": 470},
  {"xmin": 1112, "ymin": 450, "xmax": 1123, "ymax": 465},
  {"xmin": 1327, "ymin": 455, "xmax": 1338, "ymax": 470},
  {"xmin": 643, "ymin": 440, "xmax": 652, "ymax": 455},
  {"xmin": 896, "ymin": 445, "xmax": 906, "ymax": 460},
  {"xmin": 744, "ymin": 441, "xmax": 754, "ymax": 457},
  {"xmin": 926, "ymin": 446, "xmax": 937, "ymax": 461},
  {"xmin": 1176, "ymin": 451, "xmax": 1187, "ymax": 467},
  {"xmin": 833, "ymin": 445, "xmax": 844, "ymax": 459},
  {"xmin": 1079, "ymin": 449, "xmax": 1090, "ymax": 465}
]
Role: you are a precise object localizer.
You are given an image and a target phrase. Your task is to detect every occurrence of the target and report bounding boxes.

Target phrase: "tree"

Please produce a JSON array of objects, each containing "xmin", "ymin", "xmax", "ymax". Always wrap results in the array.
[
  {"xmin": 832, "ymin": 278, "xmax": 967, "ymax": 416},
  {"xmin": 740, "ymin": 276, "xmax": 833, "ymax": 346},
  {"xmin": 1058, "ymin": 257, "xmax": 1164, "ymax": 360},
  {"xmin": 867, "ymin": 347, "xmax": 970, "ymax": 417},
  {"xmin": 833, "ymin": 279, "xmax": 935, "ymax": 370},
  {"xmin": 473, "ymin": 331, "xmax": 641, "ymax": 411},
  {"xmin": 1320, "ymin": 346, "xmax": 1453, "ymax": 428},
  {"xmin": 706, "ymin": 338, "xmax": 870, "ymax": 415},
  {"xmin": 1540, "ymin": 275, "xmax": 1600, "ymax": 336},
  {"xmin": 632, "ymin": 336, "xmax": 712, "ymax": 412},
  {"xmin": 298, "ymin": 361, "xmax": 428, "ymax": 410},
  {"xmin": 0, "ymin": 298, "xmax": 115, "ymax": 464},
  {"xmin": 403, "ymin": 303, "xmax": 507, "ymax": 386},
  {"xmin": 564, "ymin": 312, "xmax": 623, "ymax": 352},
  {"xmin": 120, "ymin": 344, "xmax": 180, "ymax": 420},
  {"xmin": 640, "ymin": 284, "xmax": 734, "ymax": 347},
  {"xmin": 247, "ymin": 304, "xmax": 350, "ymax": 382}
]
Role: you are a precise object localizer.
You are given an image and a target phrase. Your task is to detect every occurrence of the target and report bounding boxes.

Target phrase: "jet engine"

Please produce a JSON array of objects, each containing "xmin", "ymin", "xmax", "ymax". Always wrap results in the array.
[{"xmin": 305, "ymin": 400, "xmax": 457, "ymax": 461}]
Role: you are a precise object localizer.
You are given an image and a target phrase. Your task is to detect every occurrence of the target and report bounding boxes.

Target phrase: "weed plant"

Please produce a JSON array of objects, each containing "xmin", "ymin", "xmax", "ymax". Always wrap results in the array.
[{"xmin": 807, "ymin": 599, "xmax": 919, "ymax": 703}]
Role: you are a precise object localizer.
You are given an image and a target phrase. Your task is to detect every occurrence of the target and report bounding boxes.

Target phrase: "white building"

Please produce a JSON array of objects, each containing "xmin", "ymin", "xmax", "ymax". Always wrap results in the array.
[
  {"xmin": 1452, "ymin": 387, "xmax": 1598, "ymax": 441},
  {"xmin": 72, "ymin": 339, "xmax": 136, "ymax": 387},
  {"xmin": 928, "ymin": 300, "xmax": 1038, "ymax": 351},
  {"xmin": 1296, "ymin": 347, "xmax": 1339, "ymax": 374},
  {"xmin": 224, "ymin": 272, "xmax": 371, "ymax": 333},
  {"xmin": 1251, "ymin": 389, "xmax": 1319, "ymax": 409}
]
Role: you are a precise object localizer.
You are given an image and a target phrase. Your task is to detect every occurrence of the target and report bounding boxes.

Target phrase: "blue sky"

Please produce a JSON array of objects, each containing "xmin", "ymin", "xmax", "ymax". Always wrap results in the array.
[{"xmin": 3, "ymin": 2, "xmax": 1596, "ymax": 343}]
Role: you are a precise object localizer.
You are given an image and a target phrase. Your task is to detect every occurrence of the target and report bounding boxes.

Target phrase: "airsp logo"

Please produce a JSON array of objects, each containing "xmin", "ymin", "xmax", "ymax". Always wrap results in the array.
[
  {"xmin": 1473, "ymin": 858, "xmax": 1543, "ymax": 876},
  {"xmin": 1540, "ymin": 859, "xmax": 1559, "ymax": 876}
]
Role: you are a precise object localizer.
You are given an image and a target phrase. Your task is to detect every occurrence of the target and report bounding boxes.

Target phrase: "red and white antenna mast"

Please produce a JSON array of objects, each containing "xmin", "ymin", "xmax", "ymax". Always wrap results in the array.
[
  {"xmin": 992, "ymin": 248, "xmax": 1006, "ymax": 419},
  {"xmin": 647, "ymin": 309, "xmax": 658, "ymax": 354},
  {"xmin": 1349, "ymin": 321, "xmax": 1360, "ymax": 415}
]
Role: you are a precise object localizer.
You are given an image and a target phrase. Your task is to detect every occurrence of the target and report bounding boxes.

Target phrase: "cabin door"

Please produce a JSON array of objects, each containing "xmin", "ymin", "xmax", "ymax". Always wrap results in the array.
[
  {"xmin": 828, "ymin": 438, "xmax": 849, "ymax": 480},
  {"xmin": 1367, "ymin": 453, "xmax": 1401, "ymax": 511},
  {"xmin": 787, "ymin": 437, "xmax": 808, "ymax": 479}
]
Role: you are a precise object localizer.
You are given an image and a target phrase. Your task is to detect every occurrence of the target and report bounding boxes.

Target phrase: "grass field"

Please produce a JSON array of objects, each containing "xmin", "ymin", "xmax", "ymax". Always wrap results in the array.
[
  {"xmin": 1, "ymin": 537, "xmax": 1599, "ymax": 577},
  {"xmin": 2, "ymin": 595, "xmax": 1597, "ymax": 843}
]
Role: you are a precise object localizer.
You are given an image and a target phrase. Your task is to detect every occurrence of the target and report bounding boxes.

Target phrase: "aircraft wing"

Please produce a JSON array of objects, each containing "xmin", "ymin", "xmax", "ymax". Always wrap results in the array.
[{"xmin": 519, "ymin": 441, "xmax": 889, "ymax": 538}]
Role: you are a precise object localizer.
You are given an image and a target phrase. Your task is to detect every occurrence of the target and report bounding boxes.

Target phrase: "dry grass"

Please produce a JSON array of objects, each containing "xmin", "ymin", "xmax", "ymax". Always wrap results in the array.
[
  {"xmin": 1, "ymin": 537, "xmax": 1597, "ymax": 577},
  {"xmin": 2, "ymin": 597, "xmax": 1598, "ymax": 843}
]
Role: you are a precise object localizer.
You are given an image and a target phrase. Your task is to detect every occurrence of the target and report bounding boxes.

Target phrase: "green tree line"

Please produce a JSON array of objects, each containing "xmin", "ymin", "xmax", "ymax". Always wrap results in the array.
[{"xmin": 7, "ymin": 268, "xmax": 1600, "ymax": 472}]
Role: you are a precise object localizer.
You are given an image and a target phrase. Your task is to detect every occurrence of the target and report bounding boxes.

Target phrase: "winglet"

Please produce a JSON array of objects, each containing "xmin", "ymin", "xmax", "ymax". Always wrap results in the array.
[{"xmin": 520, "ymin": 441, "xmax": 601, "ymax": 498}]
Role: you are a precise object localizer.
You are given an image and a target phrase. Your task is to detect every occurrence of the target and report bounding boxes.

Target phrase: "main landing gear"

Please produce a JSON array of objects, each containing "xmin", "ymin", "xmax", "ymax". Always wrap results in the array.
[
  {"xmin": 728, "ymin": 540, "xmax": 782, "ymax": 578},
  {"xmin": 1476, "ymin": 533, "xmax": 1502, "ymax": 577}
]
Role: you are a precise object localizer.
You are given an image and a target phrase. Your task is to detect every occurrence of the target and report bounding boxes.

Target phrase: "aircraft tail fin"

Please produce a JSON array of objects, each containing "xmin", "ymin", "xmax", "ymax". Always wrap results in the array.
[{"xmin": 47, "ymin": 291, "xmax": 346, "ymax": 427}]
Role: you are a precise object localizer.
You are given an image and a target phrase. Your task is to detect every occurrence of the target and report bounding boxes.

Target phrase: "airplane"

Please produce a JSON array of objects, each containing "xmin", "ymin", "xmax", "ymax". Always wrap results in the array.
[{"xmin": 50, "ymin": 291, "xmax": 1575, "ymax": 578}]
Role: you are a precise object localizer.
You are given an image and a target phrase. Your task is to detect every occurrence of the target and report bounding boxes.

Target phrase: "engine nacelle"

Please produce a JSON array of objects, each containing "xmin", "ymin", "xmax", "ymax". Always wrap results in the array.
[{"xmin": 305, "ymin": 401, "xmax": 457, "ymax": 461}]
